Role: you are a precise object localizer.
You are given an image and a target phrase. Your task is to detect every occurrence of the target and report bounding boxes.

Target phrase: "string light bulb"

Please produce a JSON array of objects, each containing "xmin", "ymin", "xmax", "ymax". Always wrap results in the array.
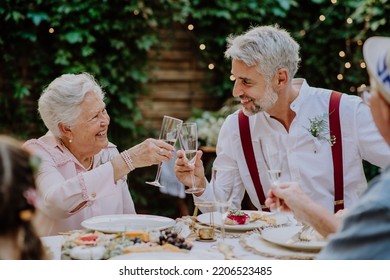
[
  {"xmin": 208, "ymin": 64, "xmax": 214, "ymax": 70},
  {"xmin": 359, "ymin": 84, "xmax": 368, "ymax": 89},
  {"xmin": 337, "ymin": 74, "xmax": 343, "ymax": 80},
  {"xmin": 49, "ymin": 28, "xmax": 54, "ymax": 33},
  {"xmin": 199, "ymin": 44, "xmax": 206, "ymax": 50},
  {"xmin": 188, "ymin": 24, "xmax": 194, "ymax": 31}
]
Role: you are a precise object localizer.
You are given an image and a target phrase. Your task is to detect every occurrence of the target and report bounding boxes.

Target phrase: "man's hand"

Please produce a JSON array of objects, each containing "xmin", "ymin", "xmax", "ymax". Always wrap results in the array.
[{"xmin": 174, "ymin": 149, "xmax": 206, "ymax": 194}]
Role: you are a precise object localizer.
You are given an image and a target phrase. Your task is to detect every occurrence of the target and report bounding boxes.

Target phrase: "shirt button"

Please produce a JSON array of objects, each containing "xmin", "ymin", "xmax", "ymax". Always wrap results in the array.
[{"xmin": 91, "ymin": 192, "xmax": 96, "ymax": 198}]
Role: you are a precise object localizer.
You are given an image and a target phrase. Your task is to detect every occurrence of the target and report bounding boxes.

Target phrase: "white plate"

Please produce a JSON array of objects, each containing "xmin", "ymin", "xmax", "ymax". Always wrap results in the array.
[
  {"xmin": 81, "ymin": 214, "xmax": 175, "ymax": 233},
  {"xmin": 261, "ymin": 226, "xmax": 327, "ymax": 251},
  {"xmin": 109, "ymin": 250, "xmax": 224, "ymax": 260},
  {"xmin": 197, "ymin": 211, "xmax": 289, "ymax": 231}
]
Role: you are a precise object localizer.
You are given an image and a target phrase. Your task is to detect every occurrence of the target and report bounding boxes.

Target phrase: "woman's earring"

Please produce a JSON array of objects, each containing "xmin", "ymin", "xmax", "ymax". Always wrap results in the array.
[{"xmin": 69, "ymin": 139, "xmax": 72, "ymax": 143}]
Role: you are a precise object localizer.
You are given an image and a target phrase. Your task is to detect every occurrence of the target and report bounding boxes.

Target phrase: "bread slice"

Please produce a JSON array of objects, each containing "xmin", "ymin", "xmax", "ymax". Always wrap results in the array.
[
  {"xmin": 249, "ymin": 212, "xmax": 276, "ymax": 224},
  {"xmin": 123, "ymin": 243, "xmax": 182, "ymax": 254},
  {"xmin": 124, "ymin": 231, "xmax": 150, "ymax": 242}
]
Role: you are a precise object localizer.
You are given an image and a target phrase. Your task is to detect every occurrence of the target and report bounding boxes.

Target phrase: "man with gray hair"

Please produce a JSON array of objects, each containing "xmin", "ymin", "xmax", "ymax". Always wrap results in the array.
[{"xmin": 175, "ymin": 25, "xmax": 390, "ymax": 218}]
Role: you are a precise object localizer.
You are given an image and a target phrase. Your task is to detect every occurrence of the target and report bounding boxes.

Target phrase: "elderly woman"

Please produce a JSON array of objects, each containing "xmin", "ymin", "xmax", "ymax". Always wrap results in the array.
[
  {"xmin": 24, "ymin": 72, "xmax": 174, "ymax": 236},
  {"xmin": 0, "ymin": 135, "xmax": 47, "ymax": 259}
]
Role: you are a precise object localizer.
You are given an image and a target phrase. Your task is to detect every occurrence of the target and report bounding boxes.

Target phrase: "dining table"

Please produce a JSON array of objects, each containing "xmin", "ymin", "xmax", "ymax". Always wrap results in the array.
[{"xmin": 40, "ymin": 211, "xmax": 325, "ymax": 260}]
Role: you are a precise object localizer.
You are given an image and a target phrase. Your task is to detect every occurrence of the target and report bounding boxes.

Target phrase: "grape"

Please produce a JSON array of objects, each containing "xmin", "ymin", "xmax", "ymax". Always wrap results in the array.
[{"xmin": 157, "ymin": 230, "xmax": 191, "ymax": 251}]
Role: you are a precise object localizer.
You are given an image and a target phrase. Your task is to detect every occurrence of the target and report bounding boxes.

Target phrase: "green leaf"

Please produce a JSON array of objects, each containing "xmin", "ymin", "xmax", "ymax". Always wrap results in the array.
[
  {"xmin": 54, "ymin": 50, "xmax": 71, "ymax": 66},
  {"xmin": 276, "ymin": 0, "xmax": 292, "ymax": 11},
  {"xmin": 81, "ymin": 46, "xmax": 94, "ymax": 57},
  {"xmin": 63, "ymin": 31, "xmax": 84, "ymax": 44},
  {"xmin": 14, "ymin": 83, "xmax": 30, "ymax": 99},
  {"xmin": 10, "ymin": 11, "xmax": 25, "ymax": 22},
  {"xmin": 135, "ymin": 35, "xmax": 158, "ymax": 50},
  {"xmin": 271, "ymin": 7, "xmax": 287, "ymax": 17},
  {"xmin": 371, "ymin": 19, "xmax": 386, "ymax": 31},
  {"xmin": 311, "ymin": 0, "xmax": 327, "ymax": 3},
  {"xmin": 27, "ymin": 12, "xmax": 49, "ymax": 26}
]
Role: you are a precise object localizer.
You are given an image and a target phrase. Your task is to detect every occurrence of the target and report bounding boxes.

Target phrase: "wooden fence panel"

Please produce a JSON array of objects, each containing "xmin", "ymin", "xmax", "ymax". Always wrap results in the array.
[{"xmin": 138, "ymin": 24, "xmax": 222, "ymax": 131}]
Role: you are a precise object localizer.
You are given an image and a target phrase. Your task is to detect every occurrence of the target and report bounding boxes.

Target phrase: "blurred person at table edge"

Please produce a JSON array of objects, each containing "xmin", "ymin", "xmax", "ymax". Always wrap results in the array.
[
  {"xmin": 24, "ymin": 72, "xmax": 174, "ymax": 236},
  {"xmin": 174, "ymin": 25, "xmax": 390, "ymax": 219},
  {"xmin": 0, "ymin": 135, "xmax": 47, "ymax": 259},
  {"xmin": 319, "ymin": 36, "xmax": 390, "ymax": 259}
]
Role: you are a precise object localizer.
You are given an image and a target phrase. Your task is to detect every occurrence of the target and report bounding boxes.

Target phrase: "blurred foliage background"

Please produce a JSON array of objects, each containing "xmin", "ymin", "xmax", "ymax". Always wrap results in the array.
[{"xmin": 1, "ymin": 0, "xmax": 389, "ymax": 218}]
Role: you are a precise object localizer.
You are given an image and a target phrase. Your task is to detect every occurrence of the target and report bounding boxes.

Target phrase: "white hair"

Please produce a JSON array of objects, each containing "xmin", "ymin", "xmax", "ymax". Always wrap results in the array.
[
  {"xmin": 224, "ymin": 25, "xmax": 301, "ymax": 82},
  {"xmin": 38, "ymin": 73, "xmax": 105, "ymax": 137}
]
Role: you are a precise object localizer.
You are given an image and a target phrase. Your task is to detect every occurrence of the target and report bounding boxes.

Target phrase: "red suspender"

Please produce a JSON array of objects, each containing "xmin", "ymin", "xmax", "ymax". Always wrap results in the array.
[
  {"xmin": 238, "ymin": 110, "xmax": 270, "ymax": 212},
  {"xmin": 329, "ymin": 91, "xmax": 344, "ymax": 213},
  {"xmin": 238, "ymin": 91, "xmax": 344, "ymax": 214}
]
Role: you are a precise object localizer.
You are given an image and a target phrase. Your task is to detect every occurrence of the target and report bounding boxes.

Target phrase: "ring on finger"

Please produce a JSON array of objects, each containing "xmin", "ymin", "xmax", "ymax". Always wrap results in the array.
[{"xmin": 159, "ymin": 148, "xmax": 163, "ymax": 154}]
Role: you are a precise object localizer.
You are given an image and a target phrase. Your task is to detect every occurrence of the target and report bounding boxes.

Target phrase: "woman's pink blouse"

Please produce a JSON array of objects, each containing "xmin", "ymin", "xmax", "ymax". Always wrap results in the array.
[{"xmin": 24, "ymin": 132, "xmax": 136, "ymax": 236}]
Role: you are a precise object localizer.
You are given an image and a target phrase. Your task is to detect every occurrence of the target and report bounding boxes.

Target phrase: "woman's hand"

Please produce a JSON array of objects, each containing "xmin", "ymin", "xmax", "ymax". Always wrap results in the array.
[{"xmin": 129, "ymin": 138, "xmax": 174, "ymax": 168}]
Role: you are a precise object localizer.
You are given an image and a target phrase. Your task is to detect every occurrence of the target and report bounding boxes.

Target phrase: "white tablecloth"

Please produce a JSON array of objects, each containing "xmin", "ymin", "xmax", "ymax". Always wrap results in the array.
[{"xmin": 41, "ymin": 230, "xmax": 319, "ymax": 260}]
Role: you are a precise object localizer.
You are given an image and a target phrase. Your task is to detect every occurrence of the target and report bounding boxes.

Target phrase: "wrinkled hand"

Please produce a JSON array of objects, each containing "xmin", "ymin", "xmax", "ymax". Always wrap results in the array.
[
  {"xmin": 266, "ymin": 182, "xmax": 341, "ymax": 238},
  {"xmin": 174, "ymin": 149, "xmax": 206, "ymax": 192},
  {"xmin": 264, "ymin": 184, "xmax": 291, "ymax": 213},
  {"xmin": 265, "ymin": 182, "xmax": 312, "ymax": 220},
  {"xmin": 128, "ymin": 138, "xmax": 174, "ymax": 168}
]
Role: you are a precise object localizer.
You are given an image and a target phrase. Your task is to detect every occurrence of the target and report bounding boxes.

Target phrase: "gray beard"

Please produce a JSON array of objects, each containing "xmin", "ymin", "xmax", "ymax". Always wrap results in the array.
[{"xmin": 243, "ymin": 88, "xmax": 278, "ymax": 116}]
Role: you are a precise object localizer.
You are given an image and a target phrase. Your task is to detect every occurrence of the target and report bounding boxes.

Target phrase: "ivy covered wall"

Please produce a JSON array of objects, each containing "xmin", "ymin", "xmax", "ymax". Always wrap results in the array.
[
  {"xmin": 1, "ymin": 0, "xmax": 389, "ymax": 216},
  {"xmin": 1, "ymin": 0, "xmax": 389, "ymax": 142}
]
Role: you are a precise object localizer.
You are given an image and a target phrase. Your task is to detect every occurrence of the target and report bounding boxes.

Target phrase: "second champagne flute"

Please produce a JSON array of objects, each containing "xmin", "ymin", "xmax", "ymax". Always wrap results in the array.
[
  {"xmin": 212, "ymin": 166, "xmax": 236, "ymax": 242},
  {"xmin": 259, "ymin": 134, "xmax": 285, "ymax": 211},
  {"xmin": 145, "ymin": 115, "xmax": 183, "ymax": 188},
  {"xmin": 179, "ymin": 123, "xmax": 204, "ymax": 194}
]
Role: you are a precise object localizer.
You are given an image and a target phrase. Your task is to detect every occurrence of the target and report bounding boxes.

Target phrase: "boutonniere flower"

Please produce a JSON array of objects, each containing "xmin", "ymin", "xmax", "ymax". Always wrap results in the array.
[{"xmin": 306, "ymin": 113, "xmax": 336, "ymax": 146}]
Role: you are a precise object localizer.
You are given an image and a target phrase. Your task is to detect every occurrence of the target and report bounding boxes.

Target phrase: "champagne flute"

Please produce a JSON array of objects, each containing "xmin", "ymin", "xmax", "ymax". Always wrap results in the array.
[
  {"xmin": 145, "ymin": 115, "xmax": 183, "ymax": 188},
  {"xmin": 259, "ymin": 134, "xmax": 284, "ymax": 211},
  {"xmin": 179, "ymin": 123, "xmax": 204, "ymax": 194},
  {"xmin": 211, "ymin": 166, "xmax": 236, "ymax": 242}
]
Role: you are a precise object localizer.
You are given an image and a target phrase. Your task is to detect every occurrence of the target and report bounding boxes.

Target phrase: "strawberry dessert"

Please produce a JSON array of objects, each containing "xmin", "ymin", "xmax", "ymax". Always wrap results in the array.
[{"xmin": 224, "ymin": 210, "xmax": 250, "ymax": 225}]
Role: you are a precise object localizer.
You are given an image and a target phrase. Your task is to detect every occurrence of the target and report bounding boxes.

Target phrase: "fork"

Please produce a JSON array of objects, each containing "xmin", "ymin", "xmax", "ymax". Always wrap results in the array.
[
  {"xmin": 299, "ymin": 225, "xmax": 315, "ymax": 241},
  {"xmin": 286, "ymin": 224, "xmax": 311, "ymax": 244}
]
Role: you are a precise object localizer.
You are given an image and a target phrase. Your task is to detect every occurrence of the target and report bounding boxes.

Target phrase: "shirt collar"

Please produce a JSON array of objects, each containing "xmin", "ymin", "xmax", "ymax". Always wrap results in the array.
[
  {"xmin": 40, "ymin": 131, "xmax": 64, "ymax": 151},
  {"xmin": 290, "ymin": 78, "xmax": 310, "ymax": 113}
]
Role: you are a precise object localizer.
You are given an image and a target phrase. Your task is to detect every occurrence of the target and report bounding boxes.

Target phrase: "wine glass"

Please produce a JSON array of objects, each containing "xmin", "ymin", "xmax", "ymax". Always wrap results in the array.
[
  {"xmin": 178, "ymin": 122, "xmax": 204, "ymax": 194},
  {"xmin": 259, "ymin": 134, "xmax": 285, "ymax": 211},
  {"xmin": 211, "ymin": 166, "xmax": 236, "ymax": 241},
  {"xmin": 145, "ymin": 115, "xmax": 183, "ymax": 188}
]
